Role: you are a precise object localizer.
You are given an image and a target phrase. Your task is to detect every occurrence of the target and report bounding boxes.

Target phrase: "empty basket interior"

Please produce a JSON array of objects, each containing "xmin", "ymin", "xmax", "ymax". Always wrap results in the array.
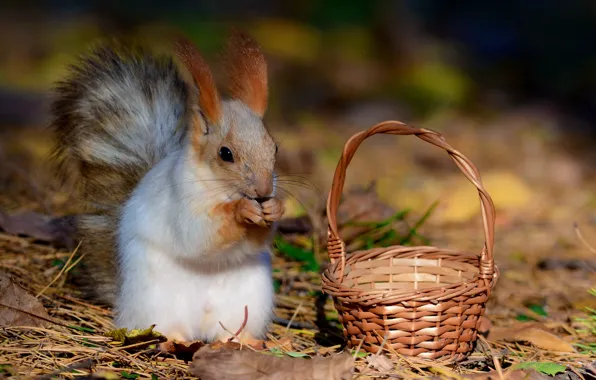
[{"xmin": 341, "ymin": 252, "xmax": 480, "ymax": 292}]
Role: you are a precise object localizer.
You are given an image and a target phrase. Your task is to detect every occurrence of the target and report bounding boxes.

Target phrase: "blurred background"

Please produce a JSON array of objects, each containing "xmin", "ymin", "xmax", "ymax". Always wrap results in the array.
[
  {"xmin": 1, "ymin": 1, "xmax": 596, "ymax": 312},
  {"xmin": 1, "ymin": 1, "xmax": 595, "ymax": 130}
]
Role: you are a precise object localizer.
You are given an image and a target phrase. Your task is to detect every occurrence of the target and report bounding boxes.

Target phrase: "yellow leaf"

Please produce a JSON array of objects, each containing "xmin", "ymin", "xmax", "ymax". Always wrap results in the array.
[
  {"xmin": 283, "ymin": 197, "xmax": 305, "ymax": 218},
  {"xmin": 105, "ymin": 324, "xmax": 166, "ymax": 346},
  {"xmin": 90, "ymin": 371, "xmax": 121, "ymax": 380},
  {"xmin": 440, "ymin": 171, "xmax": 532, "ymax": 222},
  {"xmin": 489, "ymin": 323, "xmax": 575, "ymax": 352},
  {"xmin": 483, "ymin": 171, "xmax": 532, "ymax": 210},
  {"xmin": 440, "ymin": 179, "xmax": 479, "ymax": 223}
]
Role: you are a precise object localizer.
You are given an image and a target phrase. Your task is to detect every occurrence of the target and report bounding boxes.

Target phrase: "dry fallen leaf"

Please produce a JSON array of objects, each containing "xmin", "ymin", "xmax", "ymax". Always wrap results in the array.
[
  {"xmin": 264, "ymin": 336, "xmax": 294, "ymax": 351},
  {"xmin": 105, "ymin": 324, "xmax": 166, "ymax": 346},
  {"xmin": 189, "ymin": 345, "xmax": 354, "ymax": 380},
  {"xmin": 0, "ymin": 210, "xmax": 75, "ymax": 249},
  {"xmin": 159, "ymin": 336, "xmax": 293, "ymax": 360},
  {"xmin": 0, "ymin": 270, "xmax": 51, "ymax": 327},
  {"xmin": 159, "ymin": 339, "xmax": 206, "ymax": 358},
  {"xmin": 488, "ymin": 322, "xmax": 575, "ymax": 353},
  {"xmin": 463, "ymin": 369, "xmax": 550, "ymax": 380},
  {"xmin": 366, "ymin": 354, "xmax": 394, "ymax": 372}
]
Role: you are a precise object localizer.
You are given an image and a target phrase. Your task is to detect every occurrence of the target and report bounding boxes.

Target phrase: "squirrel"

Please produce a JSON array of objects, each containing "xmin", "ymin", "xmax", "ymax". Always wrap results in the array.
[{"xmin": 50, "ymin": 31, "xmax": 284, "ymax": 344}]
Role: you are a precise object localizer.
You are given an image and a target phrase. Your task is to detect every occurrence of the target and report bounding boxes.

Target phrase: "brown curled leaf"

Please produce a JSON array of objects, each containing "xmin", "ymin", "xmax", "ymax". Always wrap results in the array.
[
  {"xmin": 189, "ymin": 345, "xmax": 354, "ymax": 380},
  {"xmin": 0, "ymin": 210, "xmax": 76, "ymax": 249},
  {"xmin": 488, "ymin": 322, "xmax": 575, "ymax": 353},
  {"xmin": 0, "ymin": 271, "xmax": 51, "ymax": 328}
]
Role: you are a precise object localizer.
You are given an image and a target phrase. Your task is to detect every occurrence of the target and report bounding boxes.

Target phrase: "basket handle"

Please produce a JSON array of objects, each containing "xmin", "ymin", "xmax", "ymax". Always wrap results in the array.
[{"xmin": 326, "ymin": 121, "xmax": 496, "ymax": 282}]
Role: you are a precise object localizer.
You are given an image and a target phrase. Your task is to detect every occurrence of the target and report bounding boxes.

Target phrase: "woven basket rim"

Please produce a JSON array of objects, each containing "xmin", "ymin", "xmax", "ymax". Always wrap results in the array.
[
  {"xmin": 340, "ymin": 244, "xmax": 481, "ymax": 260},
  {"xmin": 322, "ymin": 259, "xmax": 497, "ymax": 298},
  {"xmin": 323, "ymin": 244, "xmax": 493, "ymax": 287}
]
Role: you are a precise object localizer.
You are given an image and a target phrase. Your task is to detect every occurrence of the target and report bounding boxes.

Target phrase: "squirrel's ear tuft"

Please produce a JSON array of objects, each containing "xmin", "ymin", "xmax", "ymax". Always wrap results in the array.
[
  {"xmin": 174, "ymin": 36, "xmax": 222, "ymax": 124},
  {"xmin": 222, "ymin": 29, "xmax": 268, "ymax": 118}
]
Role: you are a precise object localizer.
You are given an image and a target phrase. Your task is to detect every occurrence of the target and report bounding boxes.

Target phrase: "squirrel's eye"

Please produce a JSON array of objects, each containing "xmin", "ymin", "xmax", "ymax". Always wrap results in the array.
[{"xmin": 219, "ymin": 147, "xmax": 234, "ymax": 163}]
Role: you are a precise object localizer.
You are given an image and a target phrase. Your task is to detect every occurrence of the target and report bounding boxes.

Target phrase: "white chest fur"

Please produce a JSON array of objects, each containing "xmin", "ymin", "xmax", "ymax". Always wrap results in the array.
[{"xmin": 115, "ymin": 147, "xmax": 274, "ymax": 341}]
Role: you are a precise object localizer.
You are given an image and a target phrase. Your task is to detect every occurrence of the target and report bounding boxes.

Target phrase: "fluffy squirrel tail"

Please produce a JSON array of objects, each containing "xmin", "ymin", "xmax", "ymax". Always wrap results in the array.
[
  {"xmin": 50, "ymin": 41, "xmax": 191, "ymax": 304},
  {"xmin": 51, "ymin": 41, "xmax": 190, "ymax": 210}
]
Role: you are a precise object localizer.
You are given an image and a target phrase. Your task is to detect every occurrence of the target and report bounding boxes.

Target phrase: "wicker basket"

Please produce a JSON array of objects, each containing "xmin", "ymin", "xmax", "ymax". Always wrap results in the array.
[{"xmin": 321, "ymin": 121, "xmax": 498, "ymax": 362}]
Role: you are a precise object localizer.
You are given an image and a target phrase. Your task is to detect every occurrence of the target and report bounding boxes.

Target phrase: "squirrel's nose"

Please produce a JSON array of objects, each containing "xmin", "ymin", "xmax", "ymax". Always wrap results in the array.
[{"xmin": 254, "ymin": 176, "xmax": 273, "ymax": 198}]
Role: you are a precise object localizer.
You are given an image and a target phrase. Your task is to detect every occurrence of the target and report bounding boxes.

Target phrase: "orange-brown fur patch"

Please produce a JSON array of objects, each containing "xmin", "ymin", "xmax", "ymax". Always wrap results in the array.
[
  {"xmin": 210, "ymin": 200, "xmax": 246, "ymax": 249},
  {"xmin": 189, "ymin": 110, "xmax": 208, "ymax": 161},
  {"xmin": 222, "ymin": 30, "xmax": 268, "ymax": 117},
  {"xmin": 174, "ymin": 37, "xmax": 222, "ymax": 124},
  {"xmin": 209, "ymin": 200, "xmax": 272, "ymax": 252}
]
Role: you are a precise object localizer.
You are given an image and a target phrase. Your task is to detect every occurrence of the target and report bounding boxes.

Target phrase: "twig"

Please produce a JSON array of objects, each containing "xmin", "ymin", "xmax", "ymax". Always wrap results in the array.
[
  {"xmin": 36, "ymin": 240, "xmax": 83, "ymax": 298},
  {"xmin": 574, "ymin": 222, "xmax": 596, "ymax": 255},
  {"xmin": 0, "ymin": 302, "xmax": 67, "ymax": 329},
  {"xmin": 479, "ymin": 335, "xmax": 504, "ymax": 380},
  {"xmin": 52, "ymin": 293, "xmax": 112, "ymax": 315},
  {"xmin": 353, "ymin": 332, "xmax": 391, "ymax": 380},
  {"xmin": 352, "ymin": 338, "xmax": 364, "ymax": 359},
  {"xmin": 36, "ymin": 359, "xmax": 94, "ymax": 380},
  {"xmin": 218, "ymin": 305, "xmax": 249, "ymax": 342},
  {"xmin": 64, "ymin": 252, "xmax": 85, "ymax": 273},
  {"xmin": 285, "ymin": 300, "xmax": 304, "ymax": 333},
  {"xmin": 373, "ymin": 331, "xmax": 426, "ymax": 376},
  {"xmin": 568, "ymin": 365, "xmax": 585, "ymax": 380},
  {"xmin": 0, "ymin": 302, "xmax": 100, "ymax": 335},
  {"xmin": 114, "ymin": 339, "xmax": 163, "ymax": 351}
]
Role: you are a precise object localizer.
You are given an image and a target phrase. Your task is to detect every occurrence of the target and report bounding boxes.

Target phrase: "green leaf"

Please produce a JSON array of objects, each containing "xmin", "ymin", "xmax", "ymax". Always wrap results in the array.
[
  {"xmin": 512, "ymin": 362, "xmax": 566, "ymax": 376},
  {"xmin": 399, "ymin": 201, "xmax": 437, "ymax": 245},
  {"xmin": 105, "ymin": 324, "xmax": 166, "ymax": 346},
  {"xmin": 268, "ymin": 347, "xmax": 285, "ymax": 357},
  {"xmin": 285, "ymin": 351, "xmax": 309, "ymax": 358},
  {"xmin": 574, "ymin": 342, "xmax": 596, "ymax": 352},
  {"xmin": 517, "ymin": 304, "xmax": 548, "ymax": 321},
  {"xmin": 350, "ymin": 349, "xmax": 367, "ymax": 358},
  {"xmin": 51, "ymin": 259, "xmax": 65, "ymax": 268},
  {"xmin": 274, "ymin": 236, "xmax": 320, "ymax": 272},
  {"xmin": 81, "ymin": 337, "xmax": 98, "ymax": 347},
  {"xmin": 528, "ymin": 304, "xmax": 548, "ymax": 317},
  {"xmin": 68, "ymin": 325, "xmax": 95, "ymax": 333},
  {"xmin": 344, "ymin": 209, "xmax": 409, "ymax": 229},
  {"xmin": 151, "ymin": 374, "xmax": 159, "ymax": 380},
  {"xmin": 0, "ymin": 364, "xmax": 14, "ymax": 375},
  {"xmin": 273, "ymin": 279, "xmax": 281, "ymax": 293},
  {"xmin": 121, "ymin": 371, "xmax": 139, "ymax": 379}
]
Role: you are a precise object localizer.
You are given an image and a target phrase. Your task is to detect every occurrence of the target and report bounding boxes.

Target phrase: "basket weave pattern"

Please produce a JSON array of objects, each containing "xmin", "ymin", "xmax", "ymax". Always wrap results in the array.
[{"xmin": 321, "ymin": 121, "xmax": 498, "ymax": 362}]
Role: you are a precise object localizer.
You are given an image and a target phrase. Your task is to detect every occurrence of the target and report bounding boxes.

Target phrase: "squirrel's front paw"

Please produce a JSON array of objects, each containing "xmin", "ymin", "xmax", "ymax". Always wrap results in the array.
[
  {"xmin": 235, "ymin": 198, "xmax": 267, "ymax": 227},
  {"xmin": 262, "ymin": 197, "xmax": 285, "ymax": 224}
]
